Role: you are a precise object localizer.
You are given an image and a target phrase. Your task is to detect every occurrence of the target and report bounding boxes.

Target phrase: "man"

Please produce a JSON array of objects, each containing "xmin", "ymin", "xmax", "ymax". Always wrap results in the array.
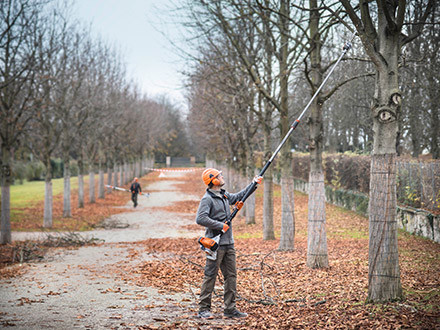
[
  {"xmin": 196, "ymin": 168, "xmax": 262, "ymax": 319},
  {"xmin": 130, "ymin": 177, "xmax": 142, "ymax": 208}
]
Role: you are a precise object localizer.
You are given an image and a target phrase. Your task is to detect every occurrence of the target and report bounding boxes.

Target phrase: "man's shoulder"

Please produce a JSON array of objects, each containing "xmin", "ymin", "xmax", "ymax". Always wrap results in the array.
[{"xmin": 200, "ymin": 190, "xmax": 215, "ymax": 201}]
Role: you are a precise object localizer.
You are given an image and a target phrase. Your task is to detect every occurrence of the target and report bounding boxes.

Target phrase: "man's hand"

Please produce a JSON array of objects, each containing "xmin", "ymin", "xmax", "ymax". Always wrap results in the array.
[
  {"xmin": 253, "ymin": 175, "xmax": 263, "ymax": 184},
  {"xmin": 222, "ymin": 223, "xmax": 229, "ymax": 233}
]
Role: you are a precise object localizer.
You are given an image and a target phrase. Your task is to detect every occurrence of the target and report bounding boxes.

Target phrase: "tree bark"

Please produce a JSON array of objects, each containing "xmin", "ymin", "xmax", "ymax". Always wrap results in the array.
[
  {"xmin": 245, "ymin": 167, "xmax": 256, "ymax": 225},
  {"xmin": 63, "ymin": 152, "xmax": 71, "ymax": 218},
  {"xmin": 98, "ymin": 163, "xmax": 105, "ymax": 199},
  {"xmin": 278, "ymin": 0, "xmax": 295, "ymax": 251},
  {"xmin": 263, "ymin": 166, "xmax": 275, "ymax": 240},
  {"xmin": 306, "ymin": 171, "xmax": 328, "ymax": 268},
  {"xmin": 1, "ymin": 146, "xmax": 12, "ymax": 244},
  {"xmin": 306, "ymin": 0, "xmax": 328, "ymax": 267},
  {"xmin": 107, "ymin": 163, "xmax": 112, "ymax": 193},
  {"xmin": 78, "ymin": 157, "xmax": 84, "ymax": 208},
  {"xmin": 89, "ymin": 164, "xmax": 95, "ymax": 204},
  {"xmin": 43, "ymin": 158, "xmax": 53, "ymax": 228},
  {"xmin": 261, "ymin": 4, "xmax": 275, "ymax": 240},
  {"xmin": 113, "ymin": 163, "xmax": 119, "ymax": 187},
  {"xmin": 428, "ymin": 77, "xmax": 439, "ymax": 159},
  {"xmin": 119, "ymin": 164, "xmax": 123, "ymax": 188},
  {"xmin": 279, "ymin": 174, "xmax": 295, "ymax": 250},
  {"xmin": 368, "ymin": 154, "xmax": 402, "ymax": 301}
]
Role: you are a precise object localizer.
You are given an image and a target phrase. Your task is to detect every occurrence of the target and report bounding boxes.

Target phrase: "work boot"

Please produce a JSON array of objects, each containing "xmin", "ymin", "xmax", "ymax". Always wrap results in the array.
[
  {"xmin": 224, "ymin": 309, "xmax": 248, "ymax": 318},
  {"xmin": 198, "ymin": 310, "xmax": 212, "ymax": 318}
]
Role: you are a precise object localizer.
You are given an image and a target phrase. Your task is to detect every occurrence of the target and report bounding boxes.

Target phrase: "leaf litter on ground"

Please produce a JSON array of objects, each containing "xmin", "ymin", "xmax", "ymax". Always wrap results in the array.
[{"xmin": 3, "ymin": 170, "xmax": 440, "ymax": 328}]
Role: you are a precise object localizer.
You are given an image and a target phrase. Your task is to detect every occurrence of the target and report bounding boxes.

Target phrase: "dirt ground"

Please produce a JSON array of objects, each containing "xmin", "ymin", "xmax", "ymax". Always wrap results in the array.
[
  {"xmin": 2, "ymin": 170, "xmax": 439, "ymax": 329},
  {"xmin": 0, "ymin": 171, "xmax": 220, "ymax": 329}
]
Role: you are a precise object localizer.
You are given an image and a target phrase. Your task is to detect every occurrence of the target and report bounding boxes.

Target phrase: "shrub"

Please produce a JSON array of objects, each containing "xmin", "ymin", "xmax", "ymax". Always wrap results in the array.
[
  {"xmin": 25, "ymin": 161, "xmax": 45, "ymax": 181},
  {"xmin": 12, "ymin": 161, "xmax": 27, "ymax": 184}
]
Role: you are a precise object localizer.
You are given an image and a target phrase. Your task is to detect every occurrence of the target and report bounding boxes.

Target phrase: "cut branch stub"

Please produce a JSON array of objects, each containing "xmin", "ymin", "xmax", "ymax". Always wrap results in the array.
[
  {"xmin": 391, "ymin": 93, "xmax": 402, "ymax": 106},
  {"xmin": 377, "ymin": 106, "xmax": 396, "ymax": 123},
  {"xmin": 372, "ymin": 91, "xmax": 402, "ymax": 123}
]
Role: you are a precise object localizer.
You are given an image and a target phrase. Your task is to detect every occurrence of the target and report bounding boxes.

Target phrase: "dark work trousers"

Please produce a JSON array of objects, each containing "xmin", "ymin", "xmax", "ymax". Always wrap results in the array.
[
  {"xmin": 131, "ymin": 193, "xmax": 138, "ymax": 207},
  {"xmin": 199, "ymin": 245, "xmax": 236, "ymax": 312}
]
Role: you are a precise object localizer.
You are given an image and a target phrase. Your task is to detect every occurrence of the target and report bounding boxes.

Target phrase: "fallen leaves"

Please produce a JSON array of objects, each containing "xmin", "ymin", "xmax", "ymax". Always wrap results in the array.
[
  {"xmin": 115, "ymin": 170, "xmax": 440, "ymax": 329},
  {"xmin": 4, "ymin": 169, "xmax": 440, "ymax": 328}
]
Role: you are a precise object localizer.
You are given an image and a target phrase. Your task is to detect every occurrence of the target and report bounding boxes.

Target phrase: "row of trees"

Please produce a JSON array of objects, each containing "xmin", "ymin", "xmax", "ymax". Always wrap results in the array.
[
  {"xmin": 0, "ymin": 1, "xmax": 189, "ymax": 243},
  {"xmin": 181, "ymin": 0, "xmax": 437, "ymax": 302},
  {"xmin": 1, "ymin": 0, "xmax": 438, "ymax": 305}
]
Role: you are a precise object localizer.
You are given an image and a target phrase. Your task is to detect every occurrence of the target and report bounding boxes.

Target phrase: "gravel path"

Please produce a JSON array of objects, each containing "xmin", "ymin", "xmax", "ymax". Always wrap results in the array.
[{"xmin": 0, "ymin": 172, "xmax": 216, "ymax": 329}]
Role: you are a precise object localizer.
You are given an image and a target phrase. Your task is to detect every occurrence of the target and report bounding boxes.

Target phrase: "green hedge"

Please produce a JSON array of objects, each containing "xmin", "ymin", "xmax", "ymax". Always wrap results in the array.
[
  {"xmin": 291, "ymin": 153, "xmax": 371, "ymax": 194},
  {"xmin": 291, "ymin": 153, "xmax": 440, "ymax": 213},
  {"xmin": 11, "ymin": 159, "xmax": 79, "ymax": 184}
]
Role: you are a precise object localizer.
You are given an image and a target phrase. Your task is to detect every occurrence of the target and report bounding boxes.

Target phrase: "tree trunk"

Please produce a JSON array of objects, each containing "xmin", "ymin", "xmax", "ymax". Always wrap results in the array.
[
  {"xmin": 127, "ymin": 163, "xmax": 130, "ymax": 184},
  {"xmin": 368, "ymin": 154, "xmax": 402, "ymax": 301},
  {"xmin": 245, "ymin": 167, "xmax": 256, "ymax": 225},
  {"xmin": 278, "ymin": 0, "xmax": 294, "ymax": 251},
  {"xmin": 43, "ymin": 158, "xmax": 53, "ymax": 228},
  {"xmin": 306, "ymin": 0, "xmax": 328, "ymax": 267},
  {"xmin": 306, "ymin": 171, "xmax": 328, "ymax": 268},
  {"xmin": 428, "ymin": 79, "xmax": 439, "ymax": 159},
  {"xmin": 263, "ymin": 167, "xmax": 275, "ymax": 240},
  {"xmin": 279, "ymin": 173, "xmax": 295, "ymax": 250},
  {"xmin": 367, "ymin": 9, "xmax": 402, "ymax": 301},
  {"xmin": 1, "ymin": 146, "xmax": 12, "ymax": 244},
  {"xmin": 63, "ymin": 152, "xmax": 71, "ymax": 218},
  {"xmin": 409, "ymin": 109, "xmax": 421, "ymax": 157},
  {"xmin": 98, "ymin": 159, "xmax": 105, "ymax": 199},
  {"xmin": 113, "ymin": 163, "xmax": 119, "ymax": 187},
  {"xmin": 119, "ymin": 164, "xmax": 123, "ymax": 187},
  {"xmin": 89, "ymin": 164, "xmax": 95, "ymax": 204},
  {"xmin": 262, "ymin": 10, "xmax": 275, "ymax": 241},
  {"xmin": 78, "ymin": 157, "xmax": 84, "ymax": 208},
  {"xmin": 240, "ymin": 174, "xmax": 247, "ymax": 217},
  {"xmin": 262, "ymin": 108, "xmax": 275, "ymax": 240},
  {"xmin": 107, "ymin": 163, "xmax": 112, "ymax": 193}
]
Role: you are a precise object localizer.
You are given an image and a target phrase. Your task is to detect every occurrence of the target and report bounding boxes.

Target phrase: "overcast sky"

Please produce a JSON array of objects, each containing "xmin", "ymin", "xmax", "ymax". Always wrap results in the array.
[{"xmin": 73, "ymin": 0, "xmax": 188, "ymax": 108}]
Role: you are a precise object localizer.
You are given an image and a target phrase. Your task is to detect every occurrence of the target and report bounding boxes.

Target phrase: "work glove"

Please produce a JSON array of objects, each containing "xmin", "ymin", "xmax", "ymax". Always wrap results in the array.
[
  {"xmin": 222, "ymin": 223, "xmax": 230, "ymax": 233},
  {"xmin": 253, "ymin": 175, "xmax": 263, "ymax": 184}
]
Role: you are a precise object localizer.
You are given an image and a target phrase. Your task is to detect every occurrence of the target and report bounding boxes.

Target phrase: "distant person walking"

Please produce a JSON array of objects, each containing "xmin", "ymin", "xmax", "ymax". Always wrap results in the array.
[{"xmin": 130, "ymin": 177, "xmax": 142, "ymax": 208}]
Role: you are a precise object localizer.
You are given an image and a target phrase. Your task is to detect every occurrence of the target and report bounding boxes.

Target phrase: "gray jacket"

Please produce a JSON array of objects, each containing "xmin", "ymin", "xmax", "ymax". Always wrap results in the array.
[{"xmin": 195, "ymin": 184, "xmax": 252, "ymax": 246}]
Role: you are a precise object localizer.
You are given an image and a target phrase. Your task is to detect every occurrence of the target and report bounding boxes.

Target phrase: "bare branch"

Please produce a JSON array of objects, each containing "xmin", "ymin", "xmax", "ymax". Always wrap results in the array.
[
  {"xmin": 402, "ymin": 0, "xmax": 435, "ymax": 45},
  {"xmin": 321, "ymin": 72, "xmax": 375, "ymax": 102}
]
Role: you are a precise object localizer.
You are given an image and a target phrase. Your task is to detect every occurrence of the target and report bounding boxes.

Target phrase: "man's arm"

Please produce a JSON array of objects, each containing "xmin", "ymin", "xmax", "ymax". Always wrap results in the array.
[
  {"xmin": 195, "ymin": 197, "xmax": 225, "ymax": 231},
  {"xmin": 226, "ymin": 182, "xmax": 254, "ymax": 205}
]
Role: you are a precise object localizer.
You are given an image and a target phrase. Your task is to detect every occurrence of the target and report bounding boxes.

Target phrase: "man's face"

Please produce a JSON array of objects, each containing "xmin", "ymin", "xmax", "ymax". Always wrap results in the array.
[{"xmin": 216, "ymin": 173, "xmax": 225, "ymax": 186}]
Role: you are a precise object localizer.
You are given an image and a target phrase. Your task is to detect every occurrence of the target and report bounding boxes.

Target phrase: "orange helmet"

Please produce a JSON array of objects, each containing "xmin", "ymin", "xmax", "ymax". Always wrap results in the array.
[
  {"xmin": 202, "ymin": 168, "xmax": 222, "ymax": 186},
  {"xmin": 134, "ymin": 177, "xmax": 138, "ymax": 182}
]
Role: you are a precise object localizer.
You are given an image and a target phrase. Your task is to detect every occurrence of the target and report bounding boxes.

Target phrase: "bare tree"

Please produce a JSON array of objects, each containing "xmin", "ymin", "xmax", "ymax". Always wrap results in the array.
[
  {"xmin": 0, "ymin": 0, "xmax": 41, "ymax": 243},
  {"xmin": 340, "ymin": 0, "xmax": 435, "ymax": 302},
  {"xmin": 56, "ymin": 20, "xmax": 101, "ymax": 213},
  {"xmin": 401, "ymin": 1, "xmax": 439, "ymax": 158},
  {"xmin": 185, "ymin": 0, "xmax": 308, "ymax": 249},
  {"xmin": 30, "ymin": 4, "xmax": 66, "ymax": 227}
]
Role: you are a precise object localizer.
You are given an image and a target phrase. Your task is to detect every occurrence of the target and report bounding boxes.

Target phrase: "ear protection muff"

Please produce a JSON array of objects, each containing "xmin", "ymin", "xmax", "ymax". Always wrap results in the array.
[{"xmin": 210, "ymin": 173, "xmax": 220, "ymax": 186}]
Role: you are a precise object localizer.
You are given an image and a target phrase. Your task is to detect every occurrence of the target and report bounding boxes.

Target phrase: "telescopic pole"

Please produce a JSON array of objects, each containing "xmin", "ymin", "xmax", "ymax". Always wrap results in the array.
[{"xmin": 227, "ymin": 32, "xmax": 357, "ymax": 223}]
